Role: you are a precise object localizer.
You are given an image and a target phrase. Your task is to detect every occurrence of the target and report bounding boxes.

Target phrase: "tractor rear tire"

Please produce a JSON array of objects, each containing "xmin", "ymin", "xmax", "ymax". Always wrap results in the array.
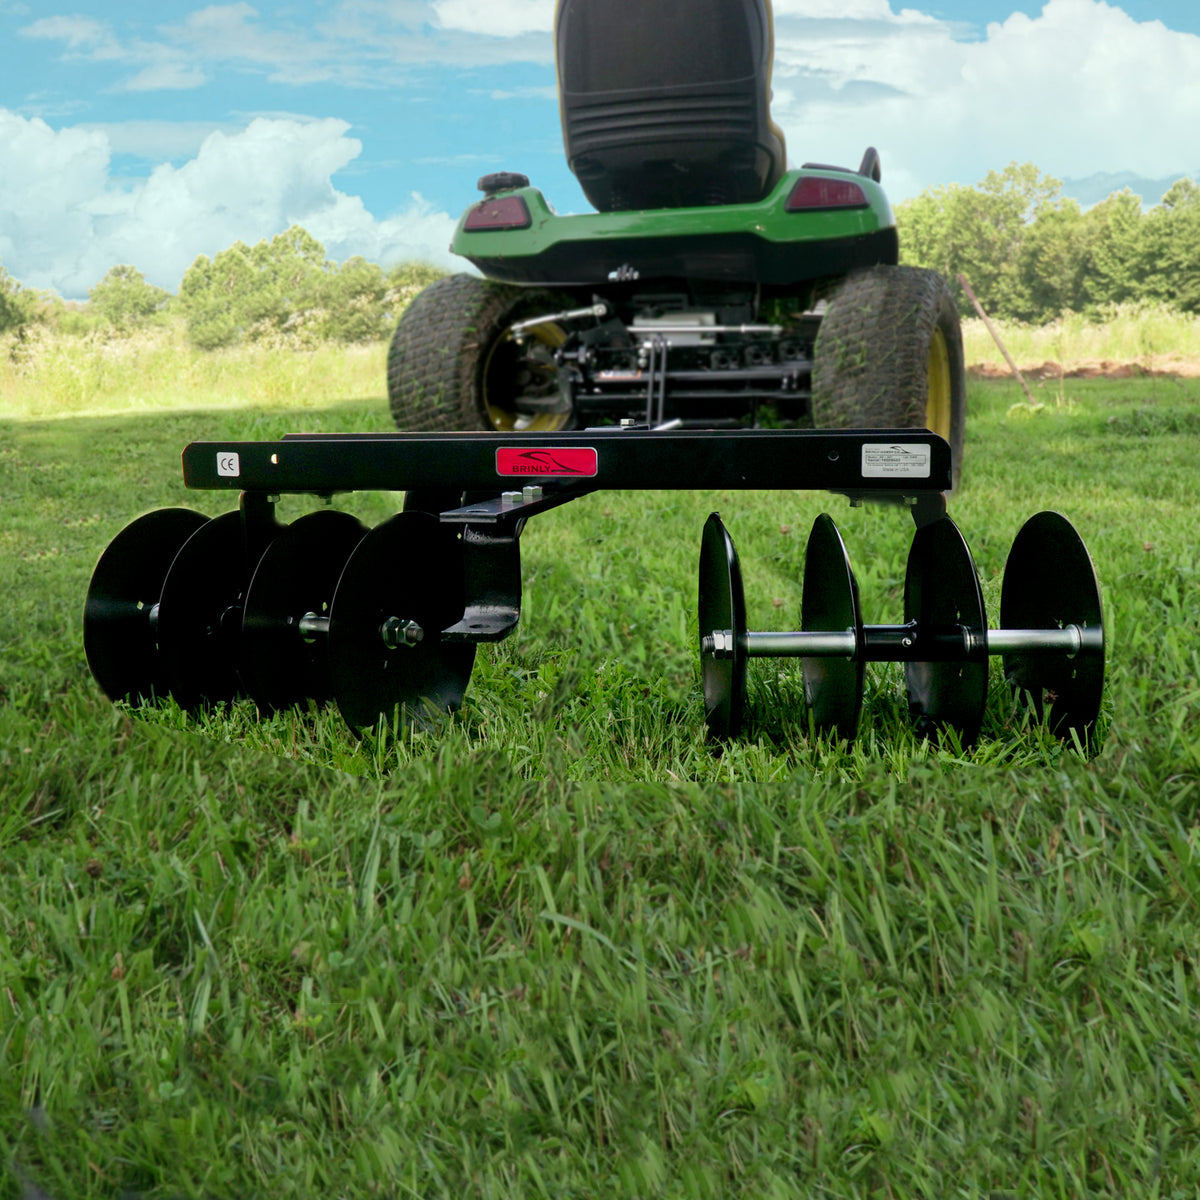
[
  {"xmin": 387, "ymin": 274, "xmax": 574, "ymax": 433},
  {"xmin": 811, "ymin": 265, "xmax": 966, "ymax": 489}
]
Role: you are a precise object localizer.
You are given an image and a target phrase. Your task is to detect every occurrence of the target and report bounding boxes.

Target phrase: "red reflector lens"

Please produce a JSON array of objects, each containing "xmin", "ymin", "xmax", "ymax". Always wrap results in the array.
[
  {"xmin": 785, "ymin": 176, "xmax": 869, "ymax": 211},
  {"xmin": 496, "ymin": 447, "xmax": 597, "ymax": 477},
  {"xmin": 464, "ymin": 196, "xmax": 531, "ymax": 231}
]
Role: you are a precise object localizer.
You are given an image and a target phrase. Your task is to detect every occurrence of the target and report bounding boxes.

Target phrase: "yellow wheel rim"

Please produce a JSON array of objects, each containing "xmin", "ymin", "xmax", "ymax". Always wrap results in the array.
[
  {"xmin": 926, "ymin": 326, "xmax": 952, "ymax": 440},
  {"xmin": 484, "ymin": 320, "xmax": 570, "ymax": 432}
]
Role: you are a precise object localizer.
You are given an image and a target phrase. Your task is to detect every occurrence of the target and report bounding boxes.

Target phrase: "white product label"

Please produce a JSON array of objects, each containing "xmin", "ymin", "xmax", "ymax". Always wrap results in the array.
[
  {"xmin": 217, "ymin": 452, "xmax": 240, "ymax": 478},
  {"xmin": 861, "ymin": 443, "xmax": 930, "ymax": 479}
]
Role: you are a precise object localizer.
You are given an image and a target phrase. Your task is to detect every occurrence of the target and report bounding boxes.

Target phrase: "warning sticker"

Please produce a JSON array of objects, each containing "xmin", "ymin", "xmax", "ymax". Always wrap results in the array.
[
  {"xmin": 216, "ymin": 452, "xmax": 240, "ymax": 478},
  {"xmin": 496, "ymin": 447, "xmax": 598, "ymax": 477},
  {"xmin": 861, "ymin": 443, "xmax": 931, "ymax": 479}
]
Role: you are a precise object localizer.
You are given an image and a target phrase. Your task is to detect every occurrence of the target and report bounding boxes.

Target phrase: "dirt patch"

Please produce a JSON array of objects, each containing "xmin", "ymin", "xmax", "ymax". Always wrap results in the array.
[{"xmin": 967, "ymin": 356, "xmax": 1200, "ymax": 380}]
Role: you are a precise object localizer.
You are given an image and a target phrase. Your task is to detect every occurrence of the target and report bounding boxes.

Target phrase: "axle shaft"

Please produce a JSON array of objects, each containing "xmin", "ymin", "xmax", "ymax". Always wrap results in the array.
[
  {"xmin": 703, "ymin": 622, "xmax": 1094, "ymax": 661},
  {"xmin": 297, "ymin": 613, "xmax": 330, "ymax": 642}
]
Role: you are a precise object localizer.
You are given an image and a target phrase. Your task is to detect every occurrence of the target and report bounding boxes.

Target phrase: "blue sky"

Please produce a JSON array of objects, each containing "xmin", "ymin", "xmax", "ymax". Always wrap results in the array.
[{"xmin": 1, "ymin": 0, "xmax": 1197, "ymax": 298}]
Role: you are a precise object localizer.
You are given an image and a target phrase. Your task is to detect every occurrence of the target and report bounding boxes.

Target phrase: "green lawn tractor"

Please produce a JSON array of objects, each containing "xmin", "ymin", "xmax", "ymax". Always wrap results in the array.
[{"xmin": 387, "ymin": 0, "xmax": 966, "ymax": 484}]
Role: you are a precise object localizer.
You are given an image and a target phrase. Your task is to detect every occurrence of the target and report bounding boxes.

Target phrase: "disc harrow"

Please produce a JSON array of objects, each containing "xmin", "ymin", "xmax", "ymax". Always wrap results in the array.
[
  {"xmin": 83, "ymin": 426, "xmax": 1106, "ymax": 753},
  {"xmin": 240, "ymin": 508, "xmax": 368, "ymax": 713},
  {"xmin": 699, "ymin": 509, "xmax": 1104, "ymax": 750}
]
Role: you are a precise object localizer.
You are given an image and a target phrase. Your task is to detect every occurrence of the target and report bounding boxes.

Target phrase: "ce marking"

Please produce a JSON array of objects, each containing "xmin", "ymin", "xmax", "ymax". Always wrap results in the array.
[{"xmin": 216, "ymin": 452, "xmax": 241, "ymax": 478}]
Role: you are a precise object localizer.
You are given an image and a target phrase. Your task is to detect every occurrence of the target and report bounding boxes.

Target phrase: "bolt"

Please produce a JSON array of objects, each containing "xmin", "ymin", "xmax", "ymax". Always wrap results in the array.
[
  {"xmin": 380, "ymin": 617, "xmax": 424, "ymax": 649},
  {"xmin": 703, "ymin": 630, "xmax": 734, "ymax": 657}
]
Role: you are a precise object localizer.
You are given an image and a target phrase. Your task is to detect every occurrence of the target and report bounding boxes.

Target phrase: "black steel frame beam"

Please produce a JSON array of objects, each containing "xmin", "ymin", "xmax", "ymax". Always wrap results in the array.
[{"xmin": 181, "ymin": 428, "xmax": 952, "ymax": 496}]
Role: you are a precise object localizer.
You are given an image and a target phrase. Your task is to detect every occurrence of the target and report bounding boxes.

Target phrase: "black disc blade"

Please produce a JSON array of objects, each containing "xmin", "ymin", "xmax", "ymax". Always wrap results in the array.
[
  {"xmin": 327, "ymin": 511, "xmax": 477, "ymax": 734},
  {"xmin": 698, "ymin": 512, "xmax": 748, "ymax": 739},
  {"xmin": 157, "ymin": 511, "xmax": 255, "ymax": 710},
  {"xmin": 83, "ymin": 508, "xmax": 209, "ymax": 704},
  {"xmin": 904, "ymin": 516, "xmax": 989, "ymax": 746},
  {"xmin": 801, "ymin": 513, "xmax": 865, "ymax": 740},
  {"xmin": 241, "ymin": 509, "xmax": 368, "ymax": 712},
  {"xmin": 1001, "ymin": 511, "xmax": 1105, "ymax": 751}
]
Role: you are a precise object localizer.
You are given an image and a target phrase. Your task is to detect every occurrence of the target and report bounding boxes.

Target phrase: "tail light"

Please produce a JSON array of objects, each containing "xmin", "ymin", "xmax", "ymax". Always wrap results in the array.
[
  {"xmin": 464, "ymin": 196, "xmax": 532, "ymax": 231},
  {"xmin": 785, "ymin": 176, "xmax": 869, "ymax": 212}
]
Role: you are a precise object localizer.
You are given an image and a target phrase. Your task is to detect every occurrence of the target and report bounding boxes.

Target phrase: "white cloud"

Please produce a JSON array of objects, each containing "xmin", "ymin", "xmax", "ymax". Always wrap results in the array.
[
  {"xmin": 432, "ymin": 0, "xmax": 553, "ymax": 37},
  {"xmin": 0, "ymin": 112, "xmax": 459, "ymax": 297},
  {"xmin": 414, "ymin": 152, "xmax": 502, "ymax": 164},
  {"xmin": 20, "ymin": 13, "xmax": 117, "ymax": 51},
  {"xmin": 78, "ymin": 120, "xmax": 241, "ymax": 160},
  {"xmin": 117, "ymin": 62, "xmax": 210, "ymax": 92},
  {"xmin": 162, "ymin": 3, "xmax": 342, "ymax": 83},
  {"xmin": 774, "ymin": 0, "xmax": 929, "ymax": 19},
  {"xmin": 487, "ymin": 84, "xmax": 557, "ymax": 100},
  {"xmin": 19, "ymin": 3, "xmax": 350, "ymax": 89},
  {"xmin": 7, "ymin": 0, "xmax": 1198, "ymax": 301},
  {"xmin": 18, "ymin": 0, "xmax": 555, "ymax": 90},
  {"xmin": 768, "ymin": 0, "xmax": 1200, "ymax": 200},
  {"xmin": 0, "ymin": 112, "xmax": 111, "ymax": 291}
]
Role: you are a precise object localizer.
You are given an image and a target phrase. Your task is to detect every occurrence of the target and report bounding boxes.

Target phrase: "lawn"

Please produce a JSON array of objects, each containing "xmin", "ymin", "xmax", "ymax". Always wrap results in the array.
[{"xmin": 1, "ymin": 372, "xmax": 1198, "ymax": 1196}]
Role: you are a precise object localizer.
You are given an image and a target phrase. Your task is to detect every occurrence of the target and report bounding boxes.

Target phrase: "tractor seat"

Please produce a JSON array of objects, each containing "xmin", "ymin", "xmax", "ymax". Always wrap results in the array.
[{"xmin": 556, "ymin": 0, "xmax": 787, "ymax": 213}]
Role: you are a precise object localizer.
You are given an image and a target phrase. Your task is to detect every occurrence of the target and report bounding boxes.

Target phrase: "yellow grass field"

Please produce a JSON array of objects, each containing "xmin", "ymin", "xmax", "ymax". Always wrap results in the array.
[
  {"xmin": 4, "ymin": 302, "xmax": 1200, "ymax": 425},
  {"xmin": 961, "ymin": 302, "xmax": 1200, "ymax": 377}
]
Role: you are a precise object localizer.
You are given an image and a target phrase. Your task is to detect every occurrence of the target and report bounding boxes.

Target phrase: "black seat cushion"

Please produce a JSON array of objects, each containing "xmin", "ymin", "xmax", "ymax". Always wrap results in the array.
[{"xmin": 556, "ymin": 0, "xmax": 788, "ymax": 212}]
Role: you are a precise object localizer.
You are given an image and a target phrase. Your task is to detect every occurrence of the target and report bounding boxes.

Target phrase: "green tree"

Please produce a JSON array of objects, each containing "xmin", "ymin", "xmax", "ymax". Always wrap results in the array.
[
  {"xmin": 892, "ymin": 189, "xmax": 945, "ymax": 277},
  {"xmin": 1017, "ymin": 198, "xmax": 1089, "ymax": 322},
  {"xmin": 898, "ymin": 163, "xmax": 1073, "ymax": 321},
  {"xmin": 0, "ymin": 261, "xmax": 38, "ymax": 335},
  {"xmin": 177, "ymin": 244, "xmax": 249, "ymax": 349},
  {"xmin": 178, "ymin": 224, "xmax": 448, "ymax": 348},
  {"xmin": 899, "ymin": 164, "xmax": 1200, "ymax": 319},
  {"xmin": 1138, "ymin": 178, "xmax": 1200, "ymax": 312},
  {"xmin": 385, "ymin": 261, "xmax": 446, "ymax": 305},
  {"xmin": 322, "ymin": 256, "xmax": 388, "ymax": 343},
  {"xmin": 88, "ymin": 264, "xmax": 170, "ymax": 331},
  {"xmin": 177, "ymin": 225, "xmax": 335, "ymax": 349},
  {"xmin": 1078, "ymin": 189, "xmax": 1146, "ymax": 310},
  {"xmin": 379, "ymin": 262, "xmax": 446, "ymax": 332}
]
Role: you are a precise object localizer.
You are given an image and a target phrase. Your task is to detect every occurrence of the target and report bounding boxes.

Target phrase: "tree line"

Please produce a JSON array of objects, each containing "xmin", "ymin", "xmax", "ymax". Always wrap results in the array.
[
  {"xmin": 0, "ymin": 226, "xmax": 445, "ymax": 348},
  {"xmin": 2, "ymin": 164, "xmax": 1197, "ymax": 345},
  {"xmin": 896, "ymin": 162, "xmax": 1200, "ymax": 323}
]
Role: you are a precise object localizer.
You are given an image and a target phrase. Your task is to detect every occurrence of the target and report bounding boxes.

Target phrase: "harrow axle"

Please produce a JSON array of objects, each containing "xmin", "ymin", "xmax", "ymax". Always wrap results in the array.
[
  {"xmin": 296, "ymin": 614, "xmax": 329, "ymax": 642},
  {"xmin": 704, "ymin": 623, "xmax": 1097, "ymax": 661},
  {"xmin": 698, "ymin": 509, "xmax": 1104, "ymax": 749}
]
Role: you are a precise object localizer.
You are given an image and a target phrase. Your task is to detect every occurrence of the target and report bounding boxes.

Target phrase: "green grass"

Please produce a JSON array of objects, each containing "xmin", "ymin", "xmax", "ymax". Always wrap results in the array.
[{"xmin": 2, "ymin": 375, "xmax": 1199, "ymax": 1196}]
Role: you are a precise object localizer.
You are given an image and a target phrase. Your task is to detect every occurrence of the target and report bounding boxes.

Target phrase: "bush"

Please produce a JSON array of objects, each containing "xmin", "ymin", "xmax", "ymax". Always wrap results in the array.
[
  {"xmin": 176, "ymin": 227, "xmax": 446, "ymax": 349},
  {"xmin": 88, "ymin": 265, "xmax": 170, "ymax": 332}
]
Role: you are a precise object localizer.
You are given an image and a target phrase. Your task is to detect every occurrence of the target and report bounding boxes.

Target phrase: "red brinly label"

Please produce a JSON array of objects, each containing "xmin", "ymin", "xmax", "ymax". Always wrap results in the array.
[{"xmin": 496, "ymin": 447, "xmax": 598, "ymax": 477}]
